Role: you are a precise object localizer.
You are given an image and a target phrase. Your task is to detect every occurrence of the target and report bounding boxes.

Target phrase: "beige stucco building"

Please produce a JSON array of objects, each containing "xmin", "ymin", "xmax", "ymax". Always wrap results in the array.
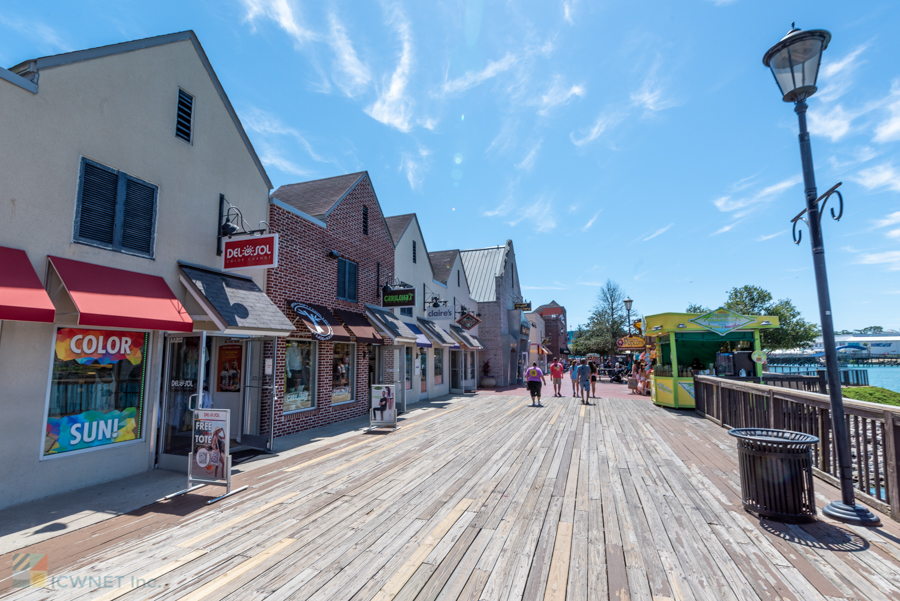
[{"xmin": 0, "ymin": 32, "xmax": 292, "ymax": 509}]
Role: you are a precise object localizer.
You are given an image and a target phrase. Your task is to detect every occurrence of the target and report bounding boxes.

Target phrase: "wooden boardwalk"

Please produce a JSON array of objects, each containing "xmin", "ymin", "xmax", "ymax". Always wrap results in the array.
[{"xmin": 4, "ymin": 392, "xmax": 900, "ymax": 601}]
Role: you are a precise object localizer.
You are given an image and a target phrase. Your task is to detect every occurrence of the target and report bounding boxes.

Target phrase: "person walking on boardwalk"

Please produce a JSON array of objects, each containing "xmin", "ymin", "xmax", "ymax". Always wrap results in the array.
[
  {"xmin": 525, "ymin": 362, "xmax": 547, "ymax": 407},
  {"xmin": 569, "ymin": 359, "xmax": 579, "ymax": 397},
  {"xmin": 548, "ymin": 357, "xmax": 564, "ymax": 397},
  {"xmin": 577, "ymin": 358, "xmax": 591, "ymax": 405}
]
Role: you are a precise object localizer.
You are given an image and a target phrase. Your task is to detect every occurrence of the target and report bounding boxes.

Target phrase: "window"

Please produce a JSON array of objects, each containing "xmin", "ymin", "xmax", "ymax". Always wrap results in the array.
[
  {"xmin": 468, "ymin": 351, "xmax": 476, "ymax": 379},
  {"xmin": 284, "ymin": 340, "xmax": 316, "ymax": 412},
  {"xmin": 362, "ymin": 205, "xmax": 369, "ymax": 235},
  {"xmin": 405, "ymin": 347, "xmax": 412, "ymax": 390},
  {"xmin": 332, "ymin": 343, "xmax": 355, "ymax": 403},
  {"xmin": 44, "ymin": 328, "xmax": 149, "ymax": 457},
  {"xmin": 400, "ymin": 307, "xmax": 413, "ymax": 317},
  {"xmin": 75, "ymin": 159, "xmax": 157, "ymax": 258},
  {"xmin": 434, "ymin": 348, "xmax": 444, "ymax": 385},
  {"xmin": 176, "ymin": 89, "xmax": 194, "ymax": 143},
  {"xmin": 412, "ymin": 240, "xmax": 417, "ymax": 263},
  {"xmin": 337, "ymin": 257, "xmax": 358, "ymax": 302}
]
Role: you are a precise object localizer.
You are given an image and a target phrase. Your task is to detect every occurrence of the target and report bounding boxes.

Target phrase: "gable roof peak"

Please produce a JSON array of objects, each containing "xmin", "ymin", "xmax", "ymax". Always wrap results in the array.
[{"xmin": 272, "ymin": 172, "xmax": 367, "ymax": 220}]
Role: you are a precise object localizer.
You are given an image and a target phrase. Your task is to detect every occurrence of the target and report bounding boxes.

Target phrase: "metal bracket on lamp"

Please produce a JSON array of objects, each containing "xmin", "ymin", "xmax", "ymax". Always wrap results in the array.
[
  {"xmin": 217, "ymin": 194, "xmax": 270, "ymax": 256},
  {"xmin": 791, "ymin": 182, "xmax": 844, "ymax": 245}
]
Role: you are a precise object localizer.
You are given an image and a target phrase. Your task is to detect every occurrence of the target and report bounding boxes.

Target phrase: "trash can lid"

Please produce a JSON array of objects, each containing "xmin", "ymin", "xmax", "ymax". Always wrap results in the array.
[{"xmin": 728, "ymin": 428, "xmax": 819, "ymax": 445}]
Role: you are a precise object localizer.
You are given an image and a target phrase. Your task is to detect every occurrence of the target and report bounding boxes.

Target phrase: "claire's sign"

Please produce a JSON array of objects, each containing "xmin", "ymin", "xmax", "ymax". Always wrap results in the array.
[
  {"xmin": 382, "ymin": 287, "xmax": 416, "ymax": 308},
  {"xmin": 223, "ymin": 234, "xmax": 279, "ymax": 270}
]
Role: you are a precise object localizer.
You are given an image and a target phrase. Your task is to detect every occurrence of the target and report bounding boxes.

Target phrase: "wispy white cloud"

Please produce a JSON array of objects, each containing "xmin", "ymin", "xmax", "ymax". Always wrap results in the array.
[
  {"xmin": 808, "ymin": 104, "xmax": 858, "ymax": 142},
  {"xmin": 536, "ymin": 76, "xmax": 586, "ymax": 115},
  {"xmin": 0, "ymin": 15, "xmax": 70, "ymax": 53},
  {"xmin": 633, "ymin": 271, "xmax": 649, "ymax": 281},
  {"xmin": 816, "ymin": 44, "xmax": 869, "ymax": 103},
  {"xmin": 711, "ymin": 220, "xmax": 742, "ymax": 236},
  {"xmin": 570, "ymin": 112, "xmax": 624, "ymax": 146},
  {"xmin": 582, "ymin": 211, "xmax": 602, "ymax": 231},
  {"xmin": 506, "ymin": 199, "xmax": 557, "ymax": 232},
  {"xmin": 642, "ymin": 223, "xmax": 673, "ymax": 241},
  {"xmin": 365, "ymin": 2, "xmax": 415, "ymax": 132},
  {"xmin": 713, "ymin": 175, "xmax": 801, "ymax": 217},
  {"xmin": 631, "ymin": 57, "xmax": 679, "ymax": 113},
  {"xmin": 828, "ymin": 146, "xmax": 878, "ymax": 171},
  {"xmin": 874, "ymin": 81, "xmax": 900, "ymax": 143},
  {"xmin": 523, "ymin": 283, "xmax": 566, "ymax": 290},
  {"xmin": 484, "ymin": 183, "xmax": 518, "ymax": 217},
  {"xmin": 853, "ymin": 162, "xmax": 900, "ymax": 192},
  {"xmin": 562, "ymin": 0, "xmax": 577, "ymax": 24},
  {"xmin": 399, "ymin": 147, "xmax": 430, "ymax": 190},
  {"xmin": 438, "ymin": 53, "xmax": 517, "ymax": 97},
  {"xmin": 515, "ymin": 139, "xmax": 542, "ymax": 171},
  {"xmin": 757, "ymin": 231, "xmax": 787, "ymax": 241},
  {"xmin": 240, "ymin": 0, "xmax": 318, "ymax": 45},
  {"xmin": 857, "ymin": 250, "xmax": 900, "ymax": 271},
  {"xmin": 255, "ymin": 142, "xmax": 315, "ymax": 177},
  {"xmin": 887, "ymin": 229, "xmax": 900, "ymax": 239},
  {"xmin": 241, "ymin": 106, "xmax": 331, "ymax": 164},
  {"xmin": 327, "ymin": 12, "xmax": 371, "ymax": 97},
  {"xmin": 876, "ymin": 211, "xmax": 900, "ymax": 228}
]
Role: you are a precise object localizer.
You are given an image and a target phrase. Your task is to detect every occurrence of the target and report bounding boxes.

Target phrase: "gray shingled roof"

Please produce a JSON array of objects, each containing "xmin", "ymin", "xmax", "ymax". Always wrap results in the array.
[
  {"xmin": 272, "ymin": 172, "xmax": 366, "ymax": 219},
  {"xmin": 459, "ymin": 245, "xmax": 507, "ymax": 303},
  {"xmin": 366, "ymin": 305, "xmax": 417, "ymax": 342},
  {"xmin": 384, "ymin": 214, "xmax": 415, "ymax": 246},
  {"xmin": 429, "ymin": 250, "xmax": 458, "ymax": 285},
  {"xmin": 180, "ymin": 265, "xmax": 294, "ymax": 334}
]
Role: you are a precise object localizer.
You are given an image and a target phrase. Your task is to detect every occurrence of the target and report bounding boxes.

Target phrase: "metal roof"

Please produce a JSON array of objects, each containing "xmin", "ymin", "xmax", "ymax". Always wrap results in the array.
[{"xmin": 460, "ymin": 245, "xmax": 507, "ymax": 302}]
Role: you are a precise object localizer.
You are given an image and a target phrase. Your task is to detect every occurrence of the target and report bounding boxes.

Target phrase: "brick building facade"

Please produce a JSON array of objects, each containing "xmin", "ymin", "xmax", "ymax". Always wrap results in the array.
[
  {"xmin": 263, "ymin": 172, "xmax": 395, "ymax": 437},
  {"xmin": 534, "ymin": 301, "xmax": 569, "ymax": 359}
]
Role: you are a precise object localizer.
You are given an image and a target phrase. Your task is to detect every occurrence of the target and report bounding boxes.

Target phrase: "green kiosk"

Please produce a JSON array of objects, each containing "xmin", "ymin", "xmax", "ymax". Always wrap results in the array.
[{"xmin": 645, "ymin": 308, "xmax": 780, "ymax": 409}]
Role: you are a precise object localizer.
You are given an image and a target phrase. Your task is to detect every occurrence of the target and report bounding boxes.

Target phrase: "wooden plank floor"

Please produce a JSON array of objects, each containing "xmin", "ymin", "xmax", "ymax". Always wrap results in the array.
[{"xmin": 4, "ymin": 393, "xmax": 900, "ymax": 601}]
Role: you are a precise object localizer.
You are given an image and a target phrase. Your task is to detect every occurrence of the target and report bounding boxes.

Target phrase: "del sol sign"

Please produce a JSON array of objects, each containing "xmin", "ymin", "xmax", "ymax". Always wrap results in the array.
[
  {"xmin": 382, "ymin": 286, "xmax": 416, "ymax": 308},
  {"xmin": 223, "ymin": 233, "xmax": 279, "ymax": 270}
]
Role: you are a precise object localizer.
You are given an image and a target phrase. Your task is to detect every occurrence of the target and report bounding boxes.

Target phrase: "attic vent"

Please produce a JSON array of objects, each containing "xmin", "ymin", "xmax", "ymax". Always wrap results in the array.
[
  {"xmin": 175, "ymin": 89, "xmax": 194, "ymax": 142},
  {"xmin": 363, "ymin": 205, "xmax": 369, "ymax": 235},
  {"xmin": 413, "ymin": 240, "xmax": 417, "ymax": 263}
]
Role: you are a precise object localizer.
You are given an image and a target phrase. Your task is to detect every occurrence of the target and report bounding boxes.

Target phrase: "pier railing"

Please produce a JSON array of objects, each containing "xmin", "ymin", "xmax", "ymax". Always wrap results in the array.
[{"xmin": 694, "ymin": 375, "xmax": 900, "ymax": 521}]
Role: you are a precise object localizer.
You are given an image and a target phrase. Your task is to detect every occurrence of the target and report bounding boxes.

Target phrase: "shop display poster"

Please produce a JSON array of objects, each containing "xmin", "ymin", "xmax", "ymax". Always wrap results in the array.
[
  {"xmin": 370, "ymin": 385, "xmax": 397, "ymax": 427},
  {"xmin": 217, "ymin": 345, "xmax": 243, "ymax": 392},
  {"xmin": 44, "ymin": 328, "xmax": 147, "ymax": 456},
  {"xmin": 192, "ymin": 409, "xmax": 229, "ymax": 481}
]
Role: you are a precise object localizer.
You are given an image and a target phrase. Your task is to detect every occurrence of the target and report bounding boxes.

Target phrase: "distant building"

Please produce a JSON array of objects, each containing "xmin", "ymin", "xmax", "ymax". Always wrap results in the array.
[
  {"xmin": 525, "ymin": 312, "xmax": 548, "ymax": 371},
  {"xmin": 534, "ymin": 301, "xmax": 569, "ymax": 359},
  {"xmin": 460, "ymin": 241, "xmax": 527, "ymax": 386}
]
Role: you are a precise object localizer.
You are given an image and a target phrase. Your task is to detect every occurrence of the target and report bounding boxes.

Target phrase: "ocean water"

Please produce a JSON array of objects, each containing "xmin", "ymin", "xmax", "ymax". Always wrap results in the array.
[
  {"xmin": 771, "ymin": 365, "xmax": 900, "ymax": 393},
  {"xmin": 867, "ymin": 366, "xmax": 900, "ymax": 393}
]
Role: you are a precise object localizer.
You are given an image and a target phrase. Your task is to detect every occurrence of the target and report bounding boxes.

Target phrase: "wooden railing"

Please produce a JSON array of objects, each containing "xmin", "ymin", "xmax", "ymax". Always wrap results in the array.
[{"xmin": 694, "ymin": 375, "xmax": 900, "ymax": 521}]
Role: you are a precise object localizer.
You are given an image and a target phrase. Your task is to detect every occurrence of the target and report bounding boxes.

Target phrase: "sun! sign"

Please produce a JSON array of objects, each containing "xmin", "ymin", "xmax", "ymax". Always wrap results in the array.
[{"xmin": 689, "ymin": 308, "xmax": 755, "ymax": 336}]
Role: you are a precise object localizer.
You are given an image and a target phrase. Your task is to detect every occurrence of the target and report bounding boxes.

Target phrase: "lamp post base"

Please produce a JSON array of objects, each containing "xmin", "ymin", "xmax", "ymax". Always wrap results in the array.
[{"xmin": 822, "ymin": 501, "xmax": 881, "ymax": 526}]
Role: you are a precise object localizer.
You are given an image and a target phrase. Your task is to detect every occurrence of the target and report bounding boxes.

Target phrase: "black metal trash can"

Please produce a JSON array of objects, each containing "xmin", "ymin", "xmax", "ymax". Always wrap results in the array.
[{"xmin": 729, "ymin": 428, "xmax": 819, "ymax": 523}]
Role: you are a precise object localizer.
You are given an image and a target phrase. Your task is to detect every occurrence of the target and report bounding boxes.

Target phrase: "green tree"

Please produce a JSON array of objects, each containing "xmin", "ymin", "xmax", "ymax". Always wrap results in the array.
[
  {"xmin": 576, "ymin": 280, "xmax": 630, "ymax": 355},
  {"xmin": 685, "ymin": 303, "xmax": 711, "ymax": 314},
  {"xmin": 723, "ymin": 285, "xmax": 820, "ymax": 350},
  {"xmin": 855, "ymin": 326, "xmax": 884, "ymax": 334}
]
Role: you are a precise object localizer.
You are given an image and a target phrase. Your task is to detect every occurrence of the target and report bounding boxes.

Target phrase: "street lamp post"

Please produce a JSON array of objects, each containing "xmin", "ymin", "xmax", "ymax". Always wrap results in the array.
[
  {"xmin": 763, "ymin": 24, "xmax": 880, "ymax": 526},
  {"xmin": 624, "ymin": 297, "xmax": 633, "ymax": 336}
]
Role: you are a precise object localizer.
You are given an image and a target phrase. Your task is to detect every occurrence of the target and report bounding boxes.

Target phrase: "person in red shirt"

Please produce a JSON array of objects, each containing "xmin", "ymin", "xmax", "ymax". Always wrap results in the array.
[{"xmin": 548, "ymin": 357, "xmax": 564, "ymax": 397}]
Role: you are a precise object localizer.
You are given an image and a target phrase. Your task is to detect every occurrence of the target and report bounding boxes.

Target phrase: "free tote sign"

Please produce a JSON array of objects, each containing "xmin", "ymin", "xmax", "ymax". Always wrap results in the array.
[{"xmin": 223, "ymin": 234, "xmax": 279, "ymax": 270}]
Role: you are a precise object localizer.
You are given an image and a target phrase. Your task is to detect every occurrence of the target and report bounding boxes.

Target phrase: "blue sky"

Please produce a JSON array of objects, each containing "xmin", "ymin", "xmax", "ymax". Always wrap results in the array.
[{"xmin": 2, "ymin": 0, "xmax": 898, "ymax": 332}]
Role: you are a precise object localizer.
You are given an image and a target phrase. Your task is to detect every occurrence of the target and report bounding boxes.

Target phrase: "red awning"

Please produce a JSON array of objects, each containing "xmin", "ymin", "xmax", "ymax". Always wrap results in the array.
[
  {"xmin": 334, "ymin": 309, "xmax": 383, "ymax": 345},
  {"xmin": 0, "ymin": 247, "xmax": 56, "ymax": 323},
  {"xmin": 49, "ymin": 256, "xmax": 192, "ymax": 332}
]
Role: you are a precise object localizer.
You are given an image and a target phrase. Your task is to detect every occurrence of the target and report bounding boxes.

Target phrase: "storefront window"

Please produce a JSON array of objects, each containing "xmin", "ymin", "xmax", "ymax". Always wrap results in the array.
[
  {"xmin": 332, "ymin": 343, "xmax": 355, "ymax": 403},
  {"xmin": 44, "ymin": 328, "xmax": 148, "ymax": 457},
  {"xmin": 434, "ymin": 348, "xmax": 443, "ymax": 385},
  {"xmin": 468, "ymin": 351, "xmax": 476, "ymax": 379},
  {"xmin": 284, "ymin": 340, "xmax": 316, "ymax": 412},
  {"xmin": 405, "ymin": 347, "xmax": 412, "ymax": 390}
]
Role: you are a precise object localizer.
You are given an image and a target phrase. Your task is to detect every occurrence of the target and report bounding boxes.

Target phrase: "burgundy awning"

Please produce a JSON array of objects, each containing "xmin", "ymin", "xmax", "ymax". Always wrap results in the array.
[{"xmin": 0, "ymin": 247, "xmax": 56, "ymax": 323}]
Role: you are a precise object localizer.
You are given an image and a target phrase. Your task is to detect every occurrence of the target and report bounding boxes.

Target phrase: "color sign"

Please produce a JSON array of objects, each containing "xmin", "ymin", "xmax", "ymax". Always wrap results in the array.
[
  {"xmin": 514, "ymin": 302, "xmax": 532, "ymax": 311},
  {"xmin": 45, "ymin": 408, "xmax": 139, "ymax": 455},
  {"xmin": 689, "ymin": 307, "xmax": 755, "ymax": 336},
  {"xmin": 382, "ymin": 287, "xmax": 416, "ymax": 308},
  {"xmin": 217, "ymin": 344, "xmax": 243, "ymax": 392},
  {"xmin": 616, "ymin": 336, "xmax": 645, "ymax": 350},
  {"xmin": 55, "ymin": 328, "xmax": 144, "ymax": 365},
  {"xmin": 192, "ymin": 409, "xmax": 229, "ymax": 481},
  {"xmin": 457, "ymin": 313, "xmax": 481, "ymax": 330},
  {"xmin": 223, "ymin": 233, "xmax": 279, "ymax": 270}
]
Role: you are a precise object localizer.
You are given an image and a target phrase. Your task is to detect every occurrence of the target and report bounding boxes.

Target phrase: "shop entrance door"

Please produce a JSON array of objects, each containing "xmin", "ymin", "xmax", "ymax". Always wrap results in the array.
[
  {"xmin": 241, "ymin": 339, "xmax": 269, "ymax": 451},
  {"xmin": 158, "ymin": 332, "xmax": 206, "ymax": 468},
  {"xmin": 450, "ymin": 351, "xmax": 463, "ymax": 393}
]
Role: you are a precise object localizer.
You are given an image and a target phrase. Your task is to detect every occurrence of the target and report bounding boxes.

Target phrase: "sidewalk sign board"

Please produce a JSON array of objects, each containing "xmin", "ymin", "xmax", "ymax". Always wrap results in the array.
[
  {"xmin": 369, "ymin": 384, "xmax": 398, "ymax": 431},
  {"xmin": 164, "ymin": 408, "xmax": 247, "ymax": 505}
]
